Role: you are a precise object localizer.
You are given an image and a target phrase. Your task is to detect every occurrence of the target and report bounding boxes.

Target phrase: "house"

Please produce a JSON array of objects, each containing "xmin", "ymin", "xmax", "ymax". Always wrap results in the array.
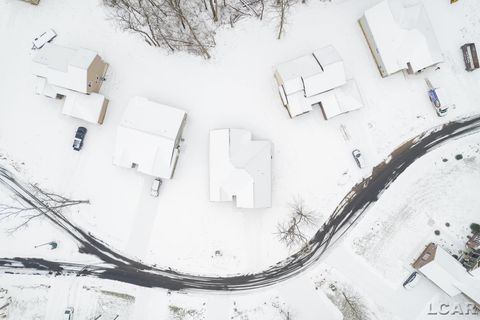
[
  {"xmin": 274, "ymin": 45, "xmax": 363, "ymax": 118},
  {"xmin": 113, "ymin": 96, "xmax": 187, "ymax": 179},
  {"xmin": 32, "ymin": 43, "xmax": 108, "ymax": 94},
  {"xmin": 209, "ymin": 129, "xmax": 272, "ymax": 209},
  {"xmin": 32, "ymin": 43, "xmax": 109, "ymax": 124},
  {"xmin": 413, "ymin": 243, "xmax": 480, "ymax": 306},
  {"xmin": 359, "ymin": 0, "xmax": 443, "ymax": 77}
]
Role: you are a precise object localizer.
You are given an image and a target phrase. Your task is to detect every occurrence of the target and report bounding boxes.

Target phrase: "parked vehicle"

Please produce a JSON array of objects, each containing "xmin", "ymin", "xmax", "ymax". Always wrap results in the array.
[
  {"xmin": 352, "ymin": 149, "xmax": 365, "ymax": 168},
  {"xmin": 63, "ymin": 307, "xmax": 74, "ymax": 320},
  {"xmin": 425, "ymin": 78, "xmax": 449, "ymax": 117},
  {"xmin": 72, "ymin": 127, "xmax": 87, "ymax": 151},
  {"xmin": 403, "ymin": 271, "xmax": 421, "ymax": 289},
  {"xmin": 151, "ymin": 178, "xmax": 162, "ymax": 197},
  {"xmin": 461, "ymin": 43, "xmax": 479, "ymax": 72},
  {"xmin": 32, "ymin": 29, "xmax": 57, "ymax": 50}
]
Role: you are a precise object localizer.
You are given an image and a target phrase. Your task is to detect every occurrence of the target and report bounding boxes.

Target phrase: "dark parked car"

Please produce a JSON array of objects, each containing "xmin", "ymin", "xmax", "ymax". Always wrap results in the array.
[
  {"xmin": 352, "ymin": 149, "xmax": 365, "ymax": 168},
  {"xmin": 403, "ymin": 271, "xmax": 420, "ymax": 289},
  {"xmin": 63, "ymin": 307, "xmax": 74, "ymax": 320},
  {"xmin": 73, "ymin": 127, "xmax": 87, "ymax": 151}
]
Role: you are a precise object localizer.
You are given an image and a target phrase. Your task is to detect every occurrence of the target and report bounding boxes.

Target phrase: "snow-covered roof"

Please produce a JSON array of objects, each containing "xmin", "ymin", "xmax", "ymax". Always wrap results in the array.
[
  {"xmin": 113, "ymin": 96, "xmax": 187, "ymax": 179},
  {"xmin": 314, "ymin": 79, "xmax": 363, "ymax": 119},
  {"xmin": 304, "ymin": 46, "xmax": 346, "ymax": 97},
  {"xmin": 62, "ymin": 91, "xmax": 108, "ymax": 124},
  {"xmin": 361, "ymin": 0, "xmax": 443, "ymax": 76},
  {"xmin": 209, "ymin": 129, "xmax": 272, "ymax": 209},
  {"xmin": 275, "ymin": 47, "xmax": 362, "ymax": 119},
  {"xmin": 275, "ymin": 45, "xmax": 346, "ymax": 97},
  {"xmin": 413, "ymin": 243, "xmax": 480, "ymax": 304},
  {"xmin": 32, "ymin": 43, "xmax": 101, "ymax": 94}
]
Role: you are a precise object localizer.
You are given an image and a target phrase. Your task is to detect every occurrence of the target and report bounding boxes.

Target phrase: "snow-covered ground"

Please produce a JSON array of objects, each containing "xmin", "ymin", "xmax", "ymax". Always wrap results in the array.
[
  {"xmin": 322, "ymin": 132, "xmax": 480, "ymax": 320},
  {"xmin": 1, "ymin": 0, "xmax": 480, "ymax": 319}
]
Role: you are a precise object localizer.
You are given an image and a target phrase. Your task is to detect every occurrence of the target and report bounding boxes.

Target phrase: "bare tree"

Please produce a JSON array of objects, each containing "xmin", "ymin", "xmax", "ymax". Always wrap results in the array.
[
  {"xmin": 103, "ymin": 0, "xmax": 303, "ymax": 58},
  {"xmin": 277, "ymin": 197, "xmax": 317, "ymax": 250},
  {"xmin": 341, "ymin": 292, "xmax": 367, "ymax": 320},
  {"xmin": 272, "ymin": 0, "xmax": 297, "ymax": 39},
  {"xmin": 272, "ymin": 300, "xmax": 293, "ymax": 320},
  {"xmin": 103, "ymin": 0, "xmax": 216, "ymax": 59},
  {"xmin": 0, "ymin": 183, "xmax": 89, "ymax": 233},
  {"xmin": 322, "ymin": 282, "xmax": 373, "ymax": 320}
]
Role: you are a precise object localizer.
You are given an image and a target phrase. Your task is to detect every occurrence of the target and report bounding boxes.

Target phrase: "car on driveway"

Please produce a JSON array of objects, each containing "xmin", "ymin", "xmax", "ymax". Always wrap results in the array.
[
  {"xmin": 352, "ymin": 149, "xmax": 365, "ymax": 168},
  {"xmin": 428, "ymin": 88, "xmax": 449, "ymax": 117},
  {"xmin": 73, "ymin": 127, "xmax": 87, "ymax": 151},
  {"xmin": 403, "ymin": 271, "xmax": 421, "ymax": 289},
  {"xmin": 425, "ymin": 78, "xmax": 449, "ymax": 117},
  {"xmin": 151, "ymin": 178, "xmax": 162, "ymax": 197},
  {"xmin": 63, "ymin": 307, "xmax": 74, "ymax": 320}
]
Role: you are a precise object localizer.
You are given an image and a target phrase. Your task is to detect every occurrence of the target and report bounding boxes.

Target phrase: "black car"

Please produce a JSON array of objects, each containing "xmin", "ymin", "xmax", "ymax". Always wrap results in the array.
[
  {"xmin": 403, "ymin": 271, "xmax": 420, "ymax": 289},
  {"xmin": 73, "ymin": 127, "xmax": 87, "ymax": 151},
  {"xmin": 352, "ymin": 149, "xmax": 365, "ymax": 168}
]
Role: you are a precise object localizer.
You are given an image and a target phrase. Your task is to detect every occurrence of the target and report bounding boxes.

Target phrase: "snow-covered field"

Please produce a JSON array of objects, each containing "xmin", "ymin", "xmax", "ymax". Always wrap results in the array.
[{"xmin": 1, "ymin": 0, "xmax": 480, "ymax": 319}]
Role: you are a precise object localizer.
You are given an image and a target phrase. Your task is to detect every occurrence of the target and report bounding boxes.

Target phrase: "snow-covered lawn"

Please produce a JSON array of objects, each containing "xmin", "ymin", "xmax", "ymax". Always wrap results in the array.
[
  {"xmin": 323, "ymin": 131, "xmax": 480, "ymax": 320},
  {"xmin": 1, "ymin": 0, "xmax": 479, "ymax": 275},
  {"xmin": 1, "ymin": 0, "xmax": 480, "ymax": 319},
  {"xmin": 0, "ymin": 283, "xmax": 49, "ymax": 320},
  {"xmin": 349, "ymin": 133, "xmax": 480, "ymax": 284}
]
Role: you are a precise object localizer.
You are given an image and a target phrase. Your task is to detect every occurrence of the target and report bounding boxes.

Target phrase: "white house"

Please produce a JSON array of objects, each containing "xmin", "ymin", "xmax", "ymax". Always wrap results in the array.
[
  {"xmin": 113, "ymin": 96, "xmax": 187, "ymax": 179},
  {"xmin": 209, "ymin": 129, "xmax": 272, "ymax": 209},
  {"xmin": 359, "ymin": 0, "xmax": 443, "ymax": 77},
  {"xmin": 413, "ymin": 243, "xmax": 480, "ymax": 306},
  {"xmin": 274, "ymin": 46, "xmax": 363, "ymax": 118},
  {"xmin": 32, "ymin": 43, "xmax": 109, "ymax": 124}
]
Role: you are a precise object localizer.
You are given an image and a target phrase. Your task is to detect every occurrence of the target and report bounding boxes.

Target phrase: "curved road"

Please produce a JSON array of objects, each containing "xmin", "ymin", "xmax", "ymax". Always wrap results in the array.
[{"xmin": 1, "ymin": 115, "xmax": 480, "ymax": 291}]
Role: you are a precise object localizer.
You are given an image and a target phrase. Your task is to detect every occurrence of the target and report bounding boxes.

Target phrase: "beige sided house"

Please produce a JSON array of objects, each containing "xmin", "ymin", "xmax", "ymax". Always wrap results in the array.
[
  {"xmin": 413, "ymin": 243, "xmax": 480, "ymax": 307},
  {"xmin": 359, "ymin": 0, "xmax": 443, "ymax": 77},
  {"xmin": 32, "ymin": 43, "xmax": 109, "ymax": 124}
]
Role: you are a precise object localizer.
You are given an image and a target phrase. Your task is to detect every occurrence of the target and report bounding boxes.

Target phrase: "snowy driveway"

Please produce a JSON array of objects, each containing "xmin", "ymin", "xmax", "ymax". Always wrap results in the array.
[{"xmin": 1, "ymin": 114, "xmax": 480, "ymax": 291}]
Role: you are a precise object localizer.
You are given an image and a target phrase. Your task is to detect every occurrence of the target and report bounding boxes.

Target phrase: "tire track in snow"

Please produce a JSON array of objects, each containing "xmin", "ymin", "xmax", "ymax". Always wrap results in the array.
[{"xmin": 1, "ymin": 115, "xmax": 480, "ymax": 291}]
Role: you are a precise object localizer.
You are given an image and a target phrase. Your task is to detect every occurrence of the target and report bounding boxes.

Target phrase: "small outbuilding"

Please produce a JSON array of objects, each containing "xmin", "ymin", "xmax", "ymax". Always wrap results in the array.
[
  {"xmin": 274, "ymin": 46, "xmax": 363, "ymax": 119},
  {"xmin": 359, "ymin": 0, "xmax": 443, "ymax": 77},
  {"xmin": 209, "ymin": 129, "xmax": 272, "ymax": 209},
  {"xmin": 113, "ymin": 97, "xmax": 187, "ymax": 179}
]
